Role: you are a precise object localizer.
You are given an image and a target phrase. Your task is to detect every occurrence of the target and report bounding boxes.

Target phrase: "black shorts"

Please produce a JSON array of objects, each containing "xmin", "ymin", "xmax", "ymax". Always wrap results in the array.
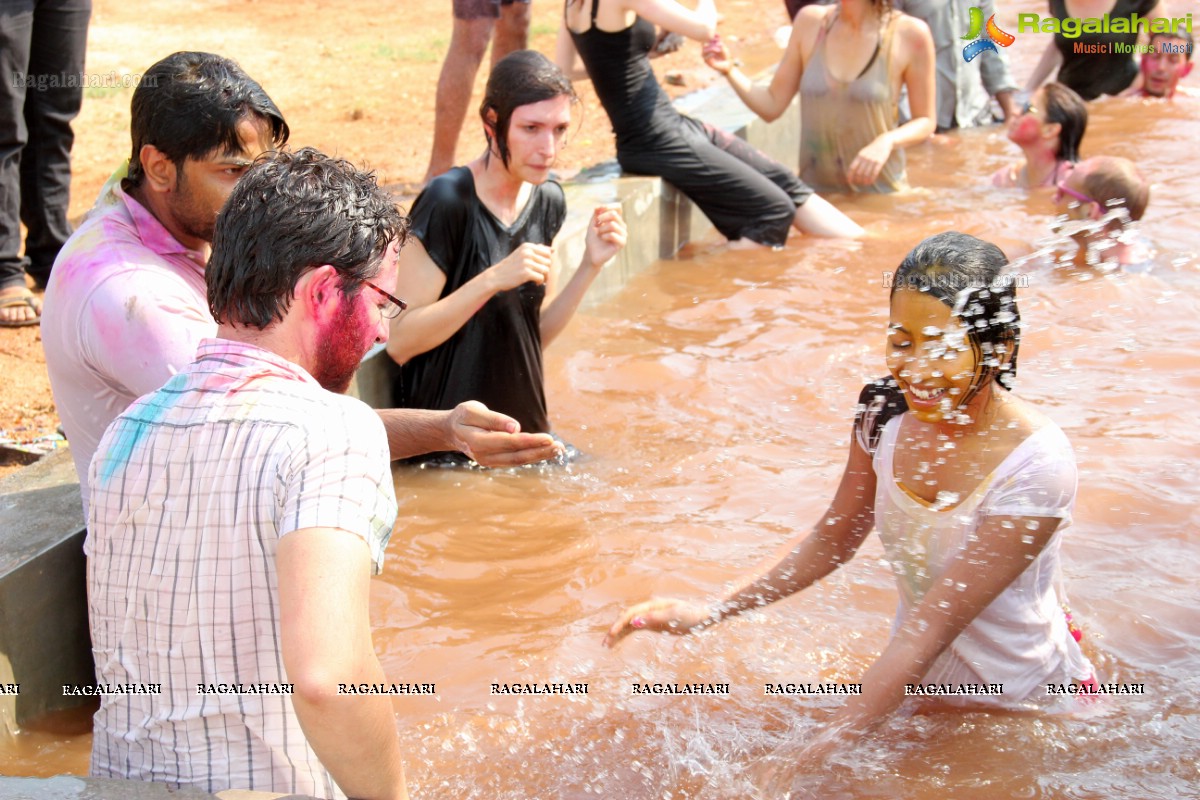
[{"xmin": 453, "ymin": 0, "xmax": 531, "ymax": 20}]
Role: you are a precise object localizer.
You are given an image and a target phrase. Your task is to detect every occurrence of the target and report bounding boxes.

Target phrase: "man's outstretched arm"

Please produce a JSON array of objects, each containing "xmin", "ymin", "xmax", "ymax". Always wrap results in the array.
[{"xmin": 376, "ymin": 402, "xmax": 562, "ymax": 466}]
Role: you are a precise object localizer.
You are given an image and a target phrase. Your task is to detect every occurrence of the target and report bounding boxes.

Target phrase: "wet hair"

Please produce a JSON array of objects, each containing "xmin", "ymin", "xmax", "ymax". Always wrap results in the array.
[
  {"xmin": 479, "ymin": 49, "xmax": 576, "ymax": 168},
  {"xmin": 207, "ymin": 147, "xmax": 409, "ymax": 330},
  {"xmin": 891, "ymin": 231, "xmax": 1021, "ymax": 394},
  {"xmin": 1149, "ymin": 29, "xmax": 1194, "ymax": 61},
  {"xmin": 1078, "ymin": 156, "xmax": 1150, "ymax": 221},
  {"xmin": 1042, "ymin": 82, "xmax": 1087, "ymax": 163},
  {"xmin": 125, "ymin": 52, "xmax": 289, "ymax": 189}
]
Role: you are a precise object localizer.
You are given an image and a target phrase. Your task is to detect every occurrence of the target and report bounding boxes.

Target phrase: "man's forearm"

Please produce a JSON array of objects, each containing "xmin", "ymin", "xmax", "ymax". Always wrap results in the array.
[
  {"xmin": 994, "ymin": 89, "xmax": 1018, "ymax": 121},
  {"xmin": 375, "ymin": 402, "xmax": 562, "ymax": 467},
  {"xmin": 376, "ymin": 407, "xmax": 453, "ymax": 460},
  {"xmin": 723, "ymin": 67, "xmax": 790, "ymax": 122},
  {"xmin": 279, "ymin": 531, "xmax": 409, "ymax": 800}
]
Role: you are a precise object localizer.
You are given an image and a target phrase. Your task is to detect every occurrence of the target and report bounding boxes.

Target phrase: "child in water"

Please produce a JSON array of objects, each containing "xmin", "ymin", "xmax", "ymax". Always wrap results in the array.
[{"xmin": 606, "ymin": 232, "xmax": 1094, "ymax": 784}]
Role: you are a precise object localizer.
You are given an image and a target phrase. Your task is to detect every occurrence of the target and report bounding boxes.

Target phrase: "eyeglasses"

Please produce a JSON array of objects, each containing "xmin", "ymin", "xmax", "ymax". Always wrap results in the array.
[
  {"xmin": 361, "ymin": 280, "xmax": 408, "ymax": 319},
  {"xmin": 1054, "ymin": 180, "xmax": 1097, "ymax": 207}
]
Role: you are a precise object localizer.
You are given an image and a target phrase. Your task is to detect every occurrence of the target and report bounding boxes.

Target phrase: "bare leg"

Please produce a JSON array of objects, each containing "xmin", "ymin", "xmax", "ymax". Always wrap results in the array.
[
  {"xmin": 423, "ymin": 16, "xmax": 495, "ymax": 184},
  {"xmin": 793, "ymin": 194, "xmax": 864, "ymax": 239},
  {"xmin": 491, "ymin": 2, "xmax": 531, "ymax": 66}
]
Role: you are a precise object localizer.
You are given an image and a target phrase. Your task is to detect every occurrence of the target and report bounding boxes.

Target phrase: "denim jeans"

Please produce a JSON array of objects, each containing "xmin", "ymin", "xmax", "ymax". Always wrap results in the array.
[{"xmin": 0, "ymin": 0, "xmax": 91, "ymax": 291}]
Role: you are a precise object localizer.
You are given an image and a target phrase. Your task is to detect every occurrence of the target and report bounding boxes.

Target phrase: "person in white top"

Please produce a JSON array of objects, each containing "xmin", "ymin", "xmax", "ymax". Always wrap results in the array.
[{"xmin": 605, "ymin": 231, "xmax": 1093, "ymax": 790}]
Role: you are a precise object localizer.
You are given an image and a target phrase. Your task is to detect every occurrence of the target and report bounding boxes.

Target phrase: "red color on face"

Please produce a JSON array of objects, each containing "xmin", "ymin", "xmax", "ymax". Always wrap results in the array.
[
  {"xmin": 1141, "ymin": 38, "xmax": 1193, "ymax": 98},
  {"xmin": 311, "ymin": 289, "xmax": 378, "ymax": 394},
  {"xmin": 1006, "ymin": 90, "xmax": 1047, "ymax": 148},
  {"xmin": 311, "ymin": 243, "xmax": 399, "ymax": 393}
]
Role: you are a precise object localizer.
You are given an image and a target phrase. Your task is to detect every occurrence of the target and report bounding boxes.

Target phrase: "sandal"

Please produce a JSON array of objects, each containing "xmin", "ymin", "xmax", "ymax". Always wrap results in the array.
[{"xmin": 0, "ymin": 291, "xmax": 42, "ymax": 327}]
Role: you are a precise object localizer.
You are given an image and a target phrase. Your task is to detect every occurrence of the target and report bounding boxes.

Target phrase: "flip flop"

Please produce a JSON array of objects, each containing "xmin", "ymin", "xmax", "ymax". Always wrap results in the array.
[{"xmin": 0, "ymin": 294, "xmax": 42, "ymax": 327}]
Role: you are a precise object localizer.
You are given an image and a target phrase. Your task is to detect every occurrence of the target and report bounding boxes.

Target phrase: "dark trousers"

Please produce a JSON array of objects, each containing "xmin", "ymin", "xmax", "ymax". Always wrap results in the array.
[
  {"xmin": 0, "ymin": 0, "xmax": 91, "ymax": 291},
  {"xmin": 618, "ymin": 117, "xmax": 812, "ymax": 247}
]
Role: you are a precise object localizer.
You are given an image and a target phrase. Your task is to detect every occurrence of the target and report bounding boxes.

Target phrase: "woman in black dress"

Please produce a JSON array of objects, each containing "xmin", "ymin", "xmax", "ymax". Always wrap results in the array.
[
  {"xmin": 1024, "ymin": 0, "xmax": 1164, "ymax": 100},
  {"xmin": 556, "ymin": 0, "xmax": 864, "ymax": 244}
]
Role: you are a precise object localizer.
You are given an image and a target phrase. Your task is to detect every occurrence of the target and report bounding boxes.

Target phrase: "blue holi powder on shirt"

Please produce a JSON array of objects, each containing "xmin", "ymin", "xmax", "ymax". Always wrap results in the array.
[{"xmin": 96, "ymin": 374, "xmax": 188, "ymax": 487}]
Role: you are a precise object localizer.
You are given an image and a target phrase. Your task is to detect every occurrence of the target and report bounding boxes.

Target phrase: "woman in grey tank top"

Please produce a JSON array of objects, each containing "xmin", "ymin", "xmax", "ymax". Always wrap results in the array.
[{"xmin": 705, "ymin": 0, "xmax": 936, "ymax": 193}]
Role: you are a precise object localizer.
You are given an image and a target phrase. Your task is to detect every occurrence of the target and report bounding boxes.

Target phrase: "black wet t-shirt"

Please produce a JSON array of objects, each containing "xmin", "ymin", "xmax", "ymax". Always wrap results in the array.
[
  {"xmin": 1051, "ymin": 0, "xmax": 1159, "ymax": 100},
  {"xmin": 396, "ymin": 166, "xmax": 565, "ymax": 435}
]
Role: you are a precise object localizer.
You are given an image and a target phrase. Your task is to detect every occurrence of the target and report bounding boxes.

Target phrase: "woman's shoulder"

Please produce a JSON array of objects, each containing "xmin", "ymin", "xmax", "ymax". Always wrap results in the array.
[
  {"xmin": 891, "ymin": 11, "xmax": 934, "ymax": 46},
  {"xmin": 799, "ymin": 3, "xmax": 835, "ymax": 21},
  {"xmin": 416, "ymin": 166, "xmax": 476, "ymax": 208},
  {"xmin": 790, "ymin": 4, "xmax": 835, "ymax": 61},
  {"xmin": 999, "ymin": 397, "xmax": 1073, "ymax": 457},
  {"xmin": 536, "ymin": 178, "xmax": 567, "ymax": 203},
  {"xmin": 532, "ymin": 180, "xmax": 568, "ymax": 228},
  {"xmin": 796, "ymin": 3, "xmax": 836, "ymax": 29}
]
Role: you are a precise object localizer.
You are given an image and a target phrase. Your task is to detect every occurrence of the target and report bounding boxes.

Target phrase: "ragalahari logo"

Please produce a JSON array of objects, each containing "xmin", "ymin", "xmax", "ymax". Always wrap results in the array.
[{"xmin": 962, "ymin": 7, "xmax": 1016, "ymax": 62}]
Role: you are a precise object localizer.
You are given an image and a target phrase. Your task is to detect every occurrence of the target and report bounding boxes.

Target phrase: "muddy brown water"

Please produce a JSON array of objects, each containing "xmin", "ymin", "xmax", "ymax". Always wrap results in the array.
[{"xmin": 3, "ymin": 8, "xmax": 1198, "ymax": 797}]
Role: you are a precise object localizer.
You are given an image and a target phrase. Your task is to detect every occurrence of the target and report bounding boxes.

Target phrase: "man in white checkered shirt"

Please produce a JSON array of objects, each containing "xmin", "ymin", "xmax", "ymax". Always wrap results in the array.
[{"xmin": 87, "ymin": 148, "xmax": 413, "ymax": 800}]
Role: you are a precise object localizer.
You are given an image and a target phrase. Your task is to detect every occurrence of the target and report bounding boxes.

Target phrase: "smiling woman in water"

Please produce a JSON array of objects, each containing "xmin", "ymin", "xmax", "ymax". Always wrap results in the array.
[{"xmin": 606, "ymin": 231, "xmax": 1095, "ymax": 791}]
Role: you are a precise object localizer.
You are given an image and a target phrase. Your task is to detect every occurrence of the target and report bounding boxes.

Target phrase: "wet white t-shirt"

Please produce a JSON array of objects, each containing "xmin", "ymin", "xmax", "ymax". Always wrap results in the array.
[{"xmin": 872, "ymin": 416, "xmax": 1094, "ymax": 706}]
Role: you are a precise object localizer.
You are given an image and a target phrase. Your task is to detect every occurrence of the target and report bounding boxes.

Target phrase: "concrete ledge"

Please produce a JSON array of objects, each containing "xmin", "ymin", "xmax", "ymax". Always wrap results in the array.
[{"xmin": 0, "ymin": 448, "xmax": 92, "ymax": 737}]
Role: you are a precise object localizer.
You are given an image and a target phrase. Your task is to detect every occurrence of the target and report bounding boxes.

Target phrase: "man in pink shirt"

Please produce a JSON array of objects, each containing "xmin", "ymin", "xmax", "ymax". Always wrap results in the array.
[{"xmin": 42, "ymin": 51, "xmax": 560, "ymax": 511}]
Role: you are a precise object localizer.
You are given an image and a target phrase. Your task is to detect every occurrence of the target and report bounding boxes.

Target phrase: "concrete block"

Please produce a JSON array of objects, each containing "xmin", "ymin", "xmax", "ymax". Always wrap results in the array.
[{"xmin": 0, "ymin": 448, "xmax": 92, "ymax": 732}]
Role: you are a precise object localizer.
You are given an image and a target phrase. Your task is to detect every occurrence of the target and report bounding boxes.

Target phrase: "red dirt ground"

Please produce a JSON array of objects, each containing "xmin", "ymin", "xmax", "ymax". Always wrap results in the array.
[{"xmin": 0, "ymin": 0, "xmax": 782, "ymax": 479}]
